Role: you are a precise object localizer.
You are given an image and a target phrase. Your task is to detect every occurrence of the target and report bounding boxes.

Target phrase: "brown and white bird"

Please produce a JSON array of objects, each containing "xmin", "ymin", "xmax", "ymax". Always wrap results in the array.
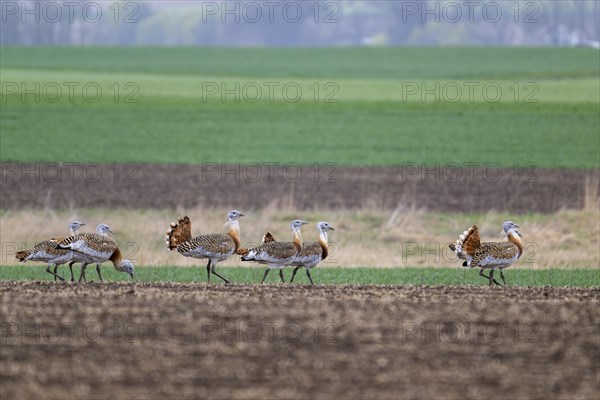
[
  {"xmin": 165, "ymin": 210, "xmax": 244, "ymax": 284},
  {"xmin": 265, "ymin": 221, "xmax": 335, "ymax": 285},
  {"xmin": 55, "ymin": 224, "xmax": 135, "ymax": 285},
  {"xmin": 239, "ymin": 219, "xmax": 307, "ymax": 284},
  {"xmin": 449, "ymin": 221, "xmax": 524, "ymax": 286},
  {"xmin": 15, "ymin": 221, "xmax": 86, "ymax": 281}
]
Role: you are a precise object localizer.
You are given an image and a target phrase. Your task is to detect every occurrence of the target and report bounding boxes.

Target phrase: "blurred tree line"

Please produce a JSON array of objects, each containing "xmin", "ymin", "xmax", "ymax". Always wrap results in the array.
[{"xmin": 1, "ymin": 0, "xmax": 599, "ymax": 46}]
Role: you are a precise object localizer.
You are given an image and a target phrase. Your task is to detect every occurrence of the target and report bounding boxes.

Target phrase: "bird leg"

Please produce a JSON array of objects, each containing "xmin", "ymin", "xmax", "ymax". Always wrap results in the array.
[
  {"xmin": 279, "ymin": 269, "xmax": 285, "ymax": 283},
  {"xmin": 52, "ymin": 265, "xmax": 59, "ymax": 281},
  {"xmin": 499, "ymin": 270, "xmax": 507, "ymax": 285},
  {"xmin": 206, "ymin": 260, "xmax": 211, "ymax": 283},
  {"xmin": 68, "ymin": 262, "xmax": 75, "ymax": 282},
  {"xmin": 290, "ymin": 266, "xmax": 301, "ymax": 283},
  {"xmin": 77, "ymin": 263, "xmax": 88, "ymax": 287},
  {"xmin": 210, "ymin": 263, "xmax": 230, "ymax": 284},
  {"xmin": 478, "ymin": 268, "xmax": 490, "ymax": 282},
  {"xmin": 96, "ymin": 264, "xmax": 103, "ymax": 282},
  {"xmin": 261, "ymin": 269, "xmax": 270, "ymax": 284},
  {"xmin": 479, "ymin": 269, "xmax": 500, "ymax": 286},
  {"xmin": 489, "ymin": 269, "xmax": 501, "ymax": 286},
  {"xmin": 46, "ymin": 265, "xmax": 65, "ymax": 281},
  {"xmin": 305, "ymin": 269, "xmax": 315, "ymax": 286}
]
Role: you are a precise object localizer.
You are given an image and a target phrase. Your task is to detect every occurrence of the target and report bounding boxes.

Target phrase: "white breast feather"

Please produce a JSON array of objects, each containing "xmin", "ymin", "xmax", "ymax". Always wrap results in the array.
[
  {"xmin": 292, "ymin": 254, "xmax": 321, "ymax": 268},
  {"xmin": 71, "ymin": 246, "xmax": 113, "ymax": 262},
  {"xmin": 479, "ymin": 254, "xmax": 518, "ymax": 268}
]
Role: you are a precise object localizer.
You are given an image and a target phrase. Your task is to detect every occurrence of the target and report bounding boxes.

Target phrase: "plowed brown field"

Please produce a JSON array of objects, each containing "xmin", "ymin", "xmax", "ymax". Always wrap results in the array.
[
  {"xmin": 1, "ymin": 163, "xmax": 598, "ymax": 212},
  {"xmin": 1, "ymin": 281, "xmax": 598, "ymax": 399}
]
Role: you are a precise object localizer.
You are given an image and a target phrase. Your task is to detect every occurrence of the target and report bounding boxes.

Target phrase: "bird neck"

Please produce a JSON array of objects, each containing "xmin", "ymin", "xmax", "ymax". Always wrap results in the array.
[
  {"xmin": 109, "ymin": 248, "xmax": 123, "ymax": 266},
  {"xmin": 318, "ymin": 231, "xmax": 329, "ymax": 259},
  {"xmin": 69, "ymin": 227, "xmax": 77, "ymax": 235},
  {"xmin": 227, "ymin": 220, "xmax": 241, "ymax": 251},
  {"xmin": 109, "ymin": 249, "xmax": 129, "ymax": 273},
  {"xmin": 292, "ymin": 228, "xmax": 303, "ymax": 252},
  {"xmin": 507, "ymin": 231, "xmax": 523, "ymax": 258}
]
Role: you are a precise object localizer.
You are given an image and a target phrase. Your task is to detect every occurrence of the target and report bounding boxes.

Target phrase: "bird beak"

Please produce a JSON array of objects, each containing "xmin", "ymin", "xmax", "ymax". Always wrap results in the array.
[
  {"xmin": 130, "ymin": 273, "xmax": 134, "ymax": 280},
  {"xmin": 239, "ymin": 213, "xmax": 245, "ymax": 217},
  {"xmin": 81, "ymin": 223, "xmax": 86, "ymax": 226},
  {"xmin": 515, "ymin": 224, "xmax": 520, "ymax": 228},
  {"xmin": 302, "ymin": 221, "xmax": 308, "ymax": 225},
  {"xmin": 330, "ymin": 227, "xmax": 335, "ymax": 231}
]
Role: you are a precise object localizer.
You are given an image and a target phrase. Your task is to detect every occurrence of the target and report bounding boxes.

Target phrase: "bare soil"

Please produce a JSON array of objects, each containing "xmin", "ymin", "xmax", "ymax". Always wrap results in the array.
[
  {"xmin": 1, "ymin": 163, "xmax": 598, "ymax": 212},
  {"xmin": 1, "ymin": 281, "xmax": 598, "ymax": 399}
]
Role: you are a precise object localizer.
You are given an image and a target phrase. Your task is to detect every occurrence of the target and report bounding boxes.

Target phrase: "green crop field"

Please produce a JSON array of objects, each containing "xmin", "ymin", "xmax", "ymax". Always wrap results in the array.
[
  {"xmin": 2, "ymin": 47, "xmax": 599, "ymax": 79},
  {"xmin": 1, "ymin": 47, "xmax": 598, "ymax": 167},
  {"xmin": 1, "ymin": 265, "xmax": 598, "ymax": 287}
]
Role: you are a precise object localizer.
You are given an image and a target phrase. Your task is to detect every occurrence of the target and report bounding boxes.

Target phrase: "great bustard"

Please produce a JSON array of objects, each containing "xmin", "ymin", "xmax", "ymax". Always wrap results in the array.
[
  {"xmin": 261, "ymin": 221, "xmax": 335, "ymax": 285},
  {"xmin": 289, "ymin": 221, "xmax": 334, "ymax": 285},
  {"xmin": 449, "ymin": 221, "xmax": 524, "ymax": 286},
  {"xmin": 238, "ymin": 220, "xmax": 307, "ymax": 284},
  {"xmin": 52, "ymin": 223, "xmax": 116, "ymax": 282},
  {"xmin": 15, "ymin": 221, "xmax": 85, "ymax": 281},
  {"xmin": 165, "ymin": 210, "xmax": 244, "ymax": 284},
  {"xmin": 55, "ymin": 224, "xmax": 135, "ymax": 285}
]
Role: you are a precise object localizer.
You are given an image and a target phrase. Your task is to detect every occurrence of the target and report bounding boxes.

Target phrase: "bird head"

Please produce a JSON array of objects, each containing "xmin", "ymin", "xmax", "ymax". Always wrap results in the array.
[
  {"xmin": 227, "ymin": 210, "xmax": 245, "ymax": 221},
  {"xmin": 502, "ymin": 221, "xmax": 522, "ymax": 237},
  {"xmin": 119, "ymin": 259, "xmax": 135, "ymax": 280},
  {"xmin": 290, "ymin": 220, "xmax": 308, "ymax": 231},
  {"xmin": 69, "ymin": 221, "xmax": 85, "ymax": 233},
  {"xmin": 96, "ymin": 224, "xmax": 114, "ymax": 235},
  {"xmin": 317, "ymin": 221, "xmax": 335, "ymax": 232}
]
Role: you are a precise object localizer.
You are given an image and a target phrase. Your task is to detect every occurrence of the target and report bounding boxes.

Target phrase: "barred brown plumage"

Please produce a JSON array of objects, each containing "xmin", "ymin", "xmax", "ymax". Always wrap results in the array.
[
  {"xmin": 165, "ymin": 216, "xmax": 192, "ymax": 250},
  {"xmin": 15, "ymin": 221, "xmax": 85, "ymax": 281},
  {"xmin": 164, "ymin": 210, "xmax": 245, "ymax": 284},
  {"xmin": 240, "ymin": 220, "xmax": 307, "ymax": 284},
  {"xmin": 57, "ymin": 233, "xmax": 117, "ymax": 253},
  {"xmin": 262, "ymin": 232, "xmax": 276, "ymax": 244},
  {"xmin": 449, "ymin": 221, "xmax": 524, "ymax": 286}
]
